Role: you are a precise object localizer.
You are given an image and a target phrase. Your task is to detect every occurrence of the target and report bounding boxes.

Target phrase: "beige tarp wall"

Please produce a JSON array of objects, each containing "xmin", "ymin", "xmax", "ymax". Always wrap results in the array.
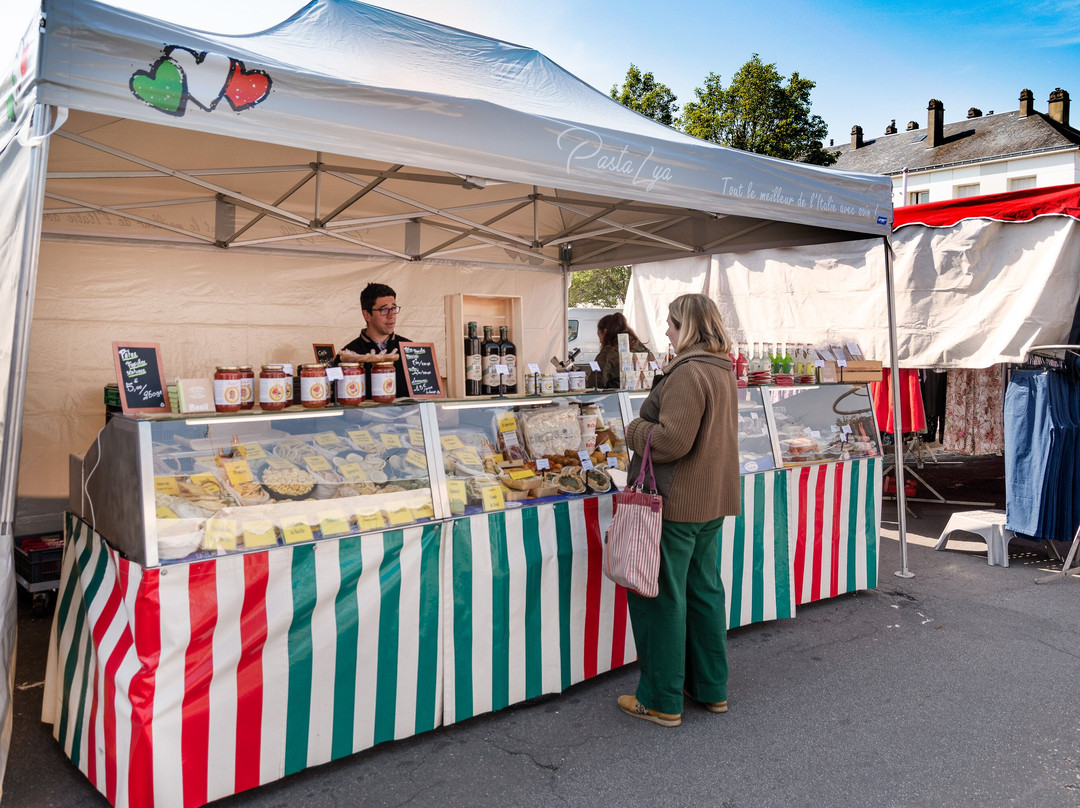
[{"xmin": 19, "ymin": 241, "xmax": 564, "ymax": 499}]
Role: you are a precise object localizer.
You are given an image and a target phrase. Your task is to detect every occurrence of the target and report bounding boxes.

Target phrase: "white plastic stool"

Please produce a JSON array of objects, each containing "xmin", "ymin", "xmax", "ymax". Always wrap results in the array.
[{"xmin": 935, "ymin": 509, "xmax": 1016, "ymax": 567}]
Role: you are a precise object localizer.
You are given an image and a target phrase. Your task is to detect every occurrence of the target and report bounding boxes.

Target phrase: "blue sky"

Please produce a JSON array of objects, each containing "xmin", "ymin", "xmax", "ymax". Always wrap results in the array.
[{"xmin": 7, "ymin": 0, "xmax": 1080, "ymax": 145}]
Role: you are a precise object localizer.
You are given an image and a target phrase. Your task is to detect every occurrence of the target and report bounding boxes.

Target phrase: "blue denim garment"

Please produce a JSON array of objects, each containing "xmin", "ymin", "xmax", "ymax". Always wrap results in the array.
[{"xmin": 1004, "ymin": 370, "xmax": 1051, "ymax": 537}]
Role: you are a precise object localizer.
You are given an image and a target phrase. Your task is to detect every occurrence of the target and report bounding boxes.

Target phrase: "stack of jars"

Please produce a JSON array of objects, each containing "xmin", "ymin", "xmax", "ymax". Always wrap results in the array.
[{"xmin": 213, "ymin": 359, "xmax": 400, "ymax": 413}]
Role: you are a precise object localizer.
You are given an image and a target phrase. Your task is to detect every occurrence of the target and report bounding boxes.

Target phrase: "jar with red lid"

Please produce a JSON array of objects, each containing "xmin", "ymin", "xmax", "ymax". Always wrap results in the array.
[
  {"xmin": 237, "ymin": 365, "xmax": 255, "ymax": 410},
  {"xmin": 336, "ymin": 362, "xmax": 365, "ymax": 406},
  {"xmin": 370, "ymin": 361, "xmax": 396, "ymax": 403},
  {"xmin": 299, "ymin": 363, "xmax": 329, "ymax": 408},
  {"xmin": 213, "ymin": 366, "xmax": 243, "ymax": 413},
  {"xmin": 259, "ymin": 364, "xmax": 289, "ymax": 411}
]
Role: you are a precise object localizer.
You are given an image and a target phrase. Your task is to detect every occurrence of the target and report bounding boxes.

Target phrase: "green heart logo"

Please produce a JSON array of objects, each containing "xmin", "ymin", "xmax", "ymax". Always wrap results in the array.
[{"xmin": 130, "ymin": 57, "xmax": 184, "ymax": 115}]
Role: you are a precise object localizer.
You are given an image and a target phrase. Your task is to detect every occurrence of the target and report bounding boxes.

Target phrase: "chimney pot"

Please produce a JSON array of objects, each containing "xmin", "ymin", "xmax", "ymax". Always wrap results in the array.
[
  {"xmin": 885, "ymin": 119, "xmax": 897, "ymax": 134},
  {"xmin": 906, "ymin": 121, "xmax": 920, "ymax": 130},
  {"xmin": 1048, "ymin": 88, "xmax": 1070, "ymax": 126},
  {"xmin": 851, "ymin": 125, "xmax": 864, "ymax": 150},
  {"xmin": 967, "ymin": 107, "xmax": 982, "ymax": 118},
  {"xmin": 928, "ymin": 99, "xmax": 944, "ymax": 147},
  {"xmin": 1019, "ymin": 89, "xmax": 1034, "ymax": 117}
]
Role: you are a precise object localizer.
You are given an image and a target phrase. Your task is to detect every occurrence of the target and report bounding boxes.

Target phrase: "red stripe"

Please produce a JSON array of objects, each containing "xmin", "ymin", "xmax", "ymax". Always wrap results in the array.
[
  {"xmin": 610, "ymin": 584, "xmax": 628, "ymax": 669},
  {"xmin": 235, "ymin": 552, "xmax": 270, "ymax": 792},
  {"xmin": 811, "ymin": 467, "xmax": 826, "ymax": 602},
  {"xmin": 830, "ymin": 463, "xmax": 846, "ymax": 598},
  {"xmin": 104, "ymin": 549, "xmax": 134, "ymax": 804},
  {"xmin": 582, "ymin": 498, "xmax": 602, "ymax": 679},
  {"xmin": 85, "ymin": 560, "xmax": 125, "ymax": 789},
  {"xmin": 182, "ymin": 561, "xmax": 219, "ymax": 808},
  {"xmin": 794, "ymin": 467, "xmax": 810, "ymax": 604},
  {"xmin": 128, "ymin": 570, "xmax": 162, "ymax": 806}
]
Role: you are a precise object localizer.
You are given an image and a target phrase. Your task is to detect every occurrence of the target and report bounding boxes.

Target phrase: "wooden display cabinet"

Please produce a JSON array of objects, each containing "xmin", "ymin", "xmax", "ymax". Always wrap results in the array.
[{"xmin": 444, "ymin": 293, "xmax": 524, "ymax": 398}]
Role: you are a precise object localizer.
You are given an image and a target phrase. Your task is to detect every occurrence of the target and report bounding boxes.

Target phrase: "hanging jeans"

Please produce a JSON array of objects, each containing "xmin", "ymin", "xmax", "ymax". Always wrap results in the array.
[{"xmin": 1004, "ymin": 370, "xmax": 1052, "ymax": 538}]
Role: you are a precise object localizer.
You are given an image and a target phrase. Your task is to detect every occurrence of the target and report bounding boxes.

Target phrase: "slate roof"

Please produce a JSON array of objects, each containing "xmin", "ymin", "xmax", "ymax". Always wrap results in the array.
[{"xmin": 831, "ymin": 110, "xmax": 1080, "ymax": 175}]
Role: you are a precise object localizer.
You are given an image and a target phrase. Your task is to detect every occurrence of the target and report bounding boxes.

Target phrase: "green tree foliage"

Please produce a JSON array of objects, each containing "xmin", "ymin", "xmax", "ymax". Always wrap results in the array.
[
  {"xmin": 610, "ymin": 64, "xmax": 678, "ymax": 126},
  {"xmin": 569, "ymin": 266, "xmax": 632, "ymax": 308},
  {"xmin": 679, "ymin": 54, "xmax": 837, "ymax": 166}
]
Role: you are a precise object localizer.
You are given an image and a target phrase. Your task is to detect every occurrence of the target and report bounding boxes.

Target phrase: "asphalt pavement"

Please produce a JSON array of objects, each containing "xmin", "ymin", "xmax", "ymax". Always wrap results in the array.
[{"xmin": 6, "ymin": 453, "xmax": 1080, "ymax": 808}]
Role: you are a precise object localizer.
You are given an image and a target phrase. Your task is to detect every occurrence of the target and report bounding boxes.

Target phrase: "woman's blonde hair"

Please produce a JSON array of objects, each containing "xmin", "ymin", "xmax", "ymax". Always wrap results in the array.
[{"xmin": 669, "ymin": 293, "xmax": 732, "ymax": 355}]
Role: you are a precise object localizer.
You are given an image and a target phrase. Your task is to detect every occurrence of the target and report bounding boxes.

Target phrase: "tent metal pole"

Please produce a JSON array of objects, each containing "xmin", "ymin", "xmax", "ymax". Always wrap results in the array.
[{"xmin": 883, "ymin": 236, "xmax": 913, "ymax": 578}]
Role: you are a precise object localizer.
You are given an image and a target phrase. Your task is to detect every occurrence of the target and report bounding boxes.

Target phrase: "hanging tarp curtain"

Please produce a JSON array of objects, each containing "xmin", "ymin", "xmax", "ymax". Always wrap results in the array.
[
  {"xmin": 894, "ymin": 183, "xmax": 1080, "ymax": 228},
  {"xmin": 626, "ymin": 184, "xmax": 1080, "ymax": 369}
]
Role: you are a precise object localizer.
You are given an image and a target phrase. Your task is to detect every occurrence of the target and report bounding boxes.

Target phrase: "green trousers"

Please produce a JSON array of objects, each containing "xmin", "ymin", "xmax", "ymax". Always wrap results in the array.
[{"xmin": 626, "ymin": 516, "xmax": 729, "ymax": 715}]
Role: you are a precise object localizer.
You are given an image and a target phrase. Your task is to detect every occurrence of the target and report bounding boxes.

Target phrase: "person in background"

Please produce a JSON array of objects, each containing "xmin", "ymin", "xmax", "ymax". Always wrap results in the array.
[
  {"xmin": 340, "ymin": 282, "xmax": 412, "ymax": 397},
  {"xmin": 587, "ymin": 312, "xmax": 654, "ymax": 388},
  {"xmin": 618, "ymin": 293, "xmax": 741, "ymax": 728}
]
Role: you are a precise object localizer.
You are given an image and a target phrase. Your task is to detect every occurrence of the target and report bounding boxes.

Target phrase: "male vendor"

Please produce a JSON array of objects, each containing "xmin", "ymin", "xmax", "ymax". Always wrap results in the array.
[{"xmin": 339, "ymin": 282, "xmax": 412, "ymax": 397}]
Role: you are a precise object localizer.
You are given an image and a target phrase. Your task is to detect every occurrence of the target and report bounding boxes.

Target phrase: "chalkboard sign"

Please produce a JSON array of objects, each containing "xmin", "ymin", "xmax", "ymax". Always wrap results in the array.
[
  {"xmin": 313, "ymin": 343, "xmax": 336, "ymax": 364},
  {"xmin": 112, "ymin": 341, "xmax": 170, "ymax": 414},
  {"xmin": 399, "ymin": 342, "xmax": 445, "ymax": 399}
]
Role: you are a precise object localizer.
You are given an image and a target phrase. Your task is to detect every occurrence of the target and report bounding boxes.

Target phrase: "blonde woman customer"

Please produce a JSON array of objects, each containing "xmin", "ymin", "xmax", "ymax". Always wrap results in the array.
[{"xmin": 618, "ymin": 293, "xmax": 741, "ymax": 727}]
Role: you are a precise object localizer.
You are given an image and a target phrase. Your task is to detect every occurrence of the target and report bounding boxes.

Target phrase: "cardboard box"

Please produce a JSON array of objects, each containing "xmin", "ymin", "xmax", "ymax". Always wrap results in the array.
[{"xmin": 840, "ymin": 360, "xmax": 883, "ymax": 383}]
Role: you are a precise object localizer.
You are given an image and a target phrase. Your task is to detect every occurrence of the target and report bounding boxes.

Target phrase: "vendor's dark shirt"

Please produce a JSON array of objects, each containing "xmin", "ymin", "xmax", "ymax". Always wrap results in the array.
[{"xmin": 340, "ymin": 330, "xmax": 412, "ymax": 398}]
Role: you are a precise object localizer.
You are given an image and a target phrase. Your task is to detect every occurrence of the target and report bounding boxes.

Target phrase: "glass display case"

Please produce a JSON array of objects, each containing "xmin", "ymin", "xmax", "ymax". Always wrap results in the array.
[
  {"xmin": 71, "ymin": 385, "xmax": 881, "ymax": 568},
  {"xmin": 434, "ymin": 392, "xmax": 628, "ymax": 516},
  {"xmin": 766, "ymin": 384, "xmax": 882, "ymax": 466}
]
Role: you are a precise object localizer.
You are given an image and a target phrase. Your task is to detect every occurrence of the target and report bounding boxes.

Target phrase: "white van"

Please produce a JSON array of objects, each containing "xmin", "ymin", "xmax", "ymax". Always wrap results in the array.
[{"xmin": 567, "ymin": 307, "xmax": 618, "ymax": 365}]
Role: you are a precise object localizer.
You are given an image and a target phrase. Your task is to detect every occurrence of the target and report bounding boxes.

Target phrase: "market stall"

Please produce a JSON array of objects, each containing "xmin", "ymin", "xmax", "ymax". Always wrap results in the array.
[{"xmin": 2, "ymin": 0, "xmax": 893, "ymax": 801}]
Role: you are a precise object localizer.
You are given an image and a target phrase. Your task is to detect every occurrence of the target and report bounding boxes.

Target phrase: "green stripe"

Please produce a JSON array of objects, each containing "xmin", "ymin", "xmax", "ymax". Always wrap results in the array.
[
  {"xmin": 331, "ymin": 535, "xmax": 364, "ymax": 761},
  {"xmin": 488, "ymin": 513, "xmax": 511, "ymax": 712},
  {"xmin": 374, "ymin": 530, "xmax": 404, "ymax": 744},
  {"xmin": 452, "ymin": 518, "xmax": 474, "ymax": 720},
  {"xmin": 521, "ymin": 508, "xmax": 544, "ymax": 699},
  {"xmin": 864, "ymin": 458, "xmax": 879, "ymax": 585},
  {"xmin": 57, "ymin": 531, "xmax": 96, "ymax": 752},
  {"xmin": 727, "ymin": 475, "xmax": 747, "ymax": 628},
  {"xmin": 67, "ymin": 536, "xmax": 111, "ymax": 767},
  {"xmin": 553, "ymin": 502, "xmax": 574, "ymax": 690},
  {"xmin": 771, "ymin": 470, "xmax": 793, "ymax": 619},
  {"xmin": 284, "ymin": 544, "xmax": 317, "ymax": 775},
  {"xmin": 414, "ymin": 524, "xmax": 441, "ymax": 734},
  {"xmin": 846, "ymin": 460, "xmax": 862, "ymax": 589},
  {"xmin": 750, "ymin": 472, "xmax": 767, "ymax": 624}
]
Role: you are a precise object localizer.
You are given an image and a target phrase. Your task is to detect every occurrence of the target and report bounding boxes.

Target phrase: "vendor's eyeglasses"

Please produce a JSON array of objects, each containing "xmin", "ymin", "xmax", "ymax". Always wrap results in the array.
[{"xmin": 371, "ymin": 305, "xmax": 402, "ymax": 315}]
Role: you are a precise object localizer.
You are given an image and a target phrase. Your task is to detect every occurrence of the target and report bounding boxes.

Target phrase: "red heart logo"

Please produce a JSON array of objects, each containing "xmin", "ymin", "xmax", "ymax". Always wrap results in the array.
[{"xmin": 223, "ymin": 60, "xmax": 272, "ymax": 111}]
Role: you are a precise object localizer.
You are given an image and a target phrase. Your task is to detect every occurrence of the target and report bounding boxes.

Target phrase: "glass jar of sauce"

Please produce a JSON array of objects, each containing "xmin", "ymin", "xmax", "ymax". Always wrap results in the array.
[
  {"xmin": 299, "ymin": 363, "xmax": 329, "ymax": 408},
  {"xmin": 259, "ymin": 364, "xmax": 289, "ymax": 411},
  {"xmin": 336, "ymin": 362, "xmax": 365, "ymax": 406},
  {"xmin": 237, "ymin": 365, "xmax": 255, "ymax": 410},
  {"xmin": 370, "ymin": 362, "xmax": 396, "ymax": 403},
  {"xmin": 213, "ymin": 366, "xmax": 243, "ymax": 413}
]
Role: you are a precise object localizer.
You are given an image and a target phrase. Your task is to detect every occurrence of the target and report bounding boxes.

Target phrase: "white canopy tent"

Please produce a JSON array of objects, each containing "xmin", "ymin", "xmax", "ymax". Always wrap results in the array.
[{"xmin": 0, "ymin": 0, "xmax": 893, "ymax": 786}]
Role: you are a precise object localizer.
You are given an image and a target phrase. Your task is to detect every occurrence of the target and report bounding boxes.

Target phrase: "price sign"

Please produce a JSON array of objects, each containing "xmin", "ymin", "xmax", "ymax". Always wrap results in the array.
[
  {"xmin": 840, "ymin": 432, "xmax": 849, "ymax": 442},
  {"xmin": 495, "ymin": 364, "xmax": 510, "ymax": 376},
  {"xmin": 189, "ymin": 473, "xmax": 224, "ymax": 497},
  {"xmin": 241, "ymin": 443, "xmax": 266, "ymax": 459},
  {"xmin": 411, "ymin": 503, "xmax": 435, "ymax": 520},
  {"xmin": 379, "ymin": 433, "xmax": 402, "ymax": 449},
  {"xmin": 508, "ymin": 468, "xmax": 535, "ymax": 480},
  {"xmin": 154, "ymin": 476, "xmax": 180, "ymax": 495},
  {"xmin": 338, "ymin": 462, "xmax": 369, "ymax": 482},
  {"xmin": 282, "ymin": 519, "xmax": 315, "ymax": 544},
  {"xmin": 303, "ymin": 454, "xmax": 332, "ymax": 472},
  {"xmin": 577, "ymin": 450, "xmax": 591, "ymax": 464},
  {"xmin": 481, "ymin": 485, "xmax": 506, "ymax": 512},
  {"xmin": 112, "ymin": 342, "xmax": 170, "ymax": 414},
  {"xmin": 156, "ymin": 505, "xmax": 179, "ymax": 519},
  {"xmin": 263, "ymin": 456, "xmax": 293, "ymax": 470},
  {"xmin": 606, "ymin": 456, "xmax": 618, "ymax": 468},
  {"xmin": 580, "ymin": 458, "xmax": 595, "ymax": 471},
  {"xmin": 349, "ymin": 429, "xmax": 375, "ymax": 447},
  {"xmin": 325, "ymin": 366, "xmax": 344, "ymax": 382},
  {"xmin": 535, "ymin": 458, "xmax": 550, "ymax": 471},
  {"xmin": 441, "ymin": 434, "xmax": 464, "ymax": 451},
  {"xmin": 194, "ymin": 456, "xmax": 217, "ymax": 469},
  {"xmin": 281, "ymin": 363, "xmax": 294, "ymax": 376},
  {"xmin": 387, "ymin": 508, "xmax": 413, "ymax": 526},
  {"xmin": 399, "ymin": 342, "xmax": 445, "ymax": 398},
  {"xmin": 204, "ymin": 519, "xmax": 237, "ymax": 551},
  {"xmin": 405, "ymin": 449, "xmax": 428, "ymax": 470},
  {"xmin": 836, "ymin": 358, "xmax": 848, "ymax": 367},
  {"xmin": 598, "ymin": 442, "xmax": 612, "ymax": 454},
  {"xmin": 842, "ymin": 424, "xmax": 853, "ymax": 434},
  {"xmin": 314, "ymin": 432, "xmax": 343, "ymax": 447},
  {"xmin": 590, "ymin": 361, "xmax": 601, "ymax": 372},
  {"xmin": 456, "ymin": 447, "xmax": 482, "ymax": 467},
  {"xmin": 649, "ymin": 361, "xmax": 660, "ymax": 371},
  {"xmin": 223, "ymin": 460, "xmax": 254, "ymax": 486},
  {"xmin": 319, "ymin": 511, "xmax": 350, "ymax": 537},
  {"xmin": 497, "ymin": 414, "xmax": 518, "ymax": 433},
  {"xmin": 814, "ymin": 360, "xmax": 825, "ymax": 368},
  {"xmin": 356, "ymin": 511, "xmax": 387, "ymax": 531},
  {"xmin": 446, "ymin": 480, "xmax": 467, "ymax": 504},
  {"xmin": 243, "ymin": 519, "xmax": 278, "ymax": 548},
  {"xmin": 527, "ymin": 363, "xmax": 541, "ymax": 375},
  {"xmin": 408, "ymin": 428, "xmax": 426, "ymax": 446}
]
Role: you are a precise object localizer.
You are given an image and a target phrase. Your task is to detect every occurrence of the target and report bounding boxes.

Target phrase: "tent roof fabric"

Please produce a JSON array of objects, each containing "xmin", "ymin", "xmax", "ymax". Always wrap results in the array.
[
  {"xmin": 18, "ymin": 0, "xmax": 892, "ymax": 270},
  {"xmin": 893, "ymin": 182, "xmax": 1080, "ymax": 229}
]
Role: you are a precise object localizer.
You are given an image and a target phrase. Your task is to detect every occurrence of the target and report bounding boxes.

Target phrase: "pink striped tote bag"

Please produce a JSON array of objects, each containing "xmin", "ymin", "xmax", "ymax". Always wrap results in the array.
[{"xmin": 603, "ymin": 429, "xmax": 663, "ymax": 597}]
